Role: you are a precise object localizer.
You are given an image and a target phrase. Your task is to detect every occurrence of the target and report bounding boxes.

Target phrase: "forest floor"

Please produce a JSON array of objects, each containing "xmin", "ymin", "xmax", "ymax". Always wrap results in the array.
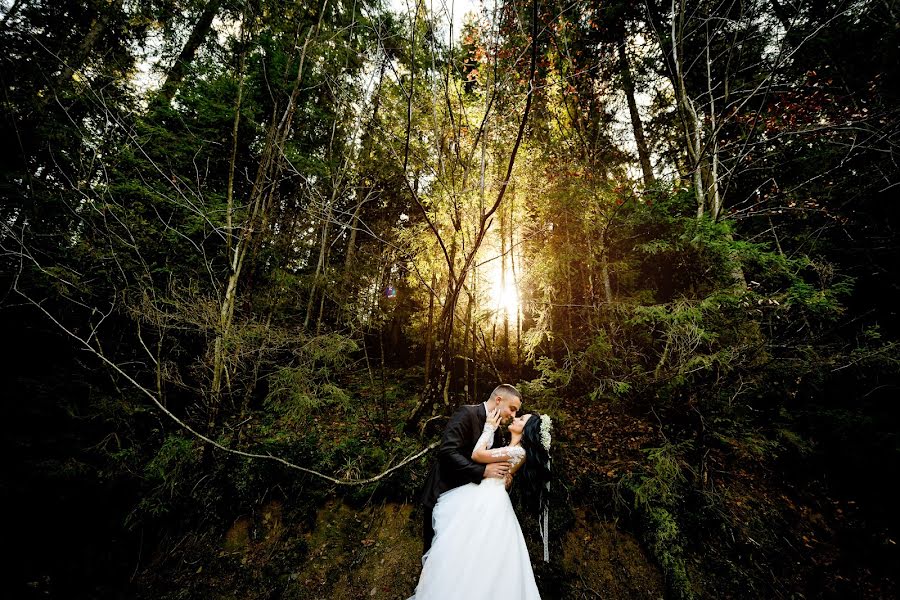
[
  {"xmin": 130, "ymin": 368, "xmax": 897, "ymax": 599},
  {"xmin": 160, "ymin": 498, "xmax": 665, "ymax": 599}
]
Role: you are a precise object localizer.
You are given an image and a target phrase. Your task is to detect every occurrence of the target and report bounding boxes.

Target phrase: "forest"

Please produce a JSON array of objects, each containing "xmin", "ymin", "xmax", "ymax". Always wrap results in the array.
[{"xmin": 2, "ymin": 0, "xmax": 899, "ymax": 598}]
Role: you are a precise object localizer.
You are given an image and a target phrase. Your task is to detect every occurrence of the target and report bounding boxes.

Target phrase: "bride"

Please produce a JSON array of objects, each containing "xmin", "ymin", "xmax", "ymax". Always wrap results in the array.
[{"xmin": 409, "ymin": 409, "xmax": 552, "ymax": 600}]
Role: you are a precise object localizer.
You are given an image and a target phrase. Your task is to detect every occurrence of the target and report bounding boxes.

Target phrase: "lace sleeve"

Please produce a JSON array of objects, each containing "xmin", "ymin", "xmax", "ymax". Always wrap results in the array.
[
  {"xmin": 471, "ymin": 424, "xmax": 496, "ymax": 459},
  {"xmin": 487, "ymin": 446, "xmax": 526, "ymax": 468}
]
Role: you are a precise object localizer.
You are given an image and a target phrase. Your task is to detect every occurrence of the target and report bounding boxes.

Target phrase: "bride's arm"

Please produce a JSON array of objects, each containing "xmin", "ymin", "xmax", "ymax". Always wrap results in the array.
[
  {"xmin": 472, "ymin": 444, "xmax": 517, "ymax": 464},
  {"xmin": 508, "ymin": 451, "xmax": 525, "ymax": 476},
  {"xmin": 504, "ymin": 454, "xmax": 526, "ymax": 489},
  {"xmin": 470, "ymin": 408, "xmax": 510, "ymax": 464}
]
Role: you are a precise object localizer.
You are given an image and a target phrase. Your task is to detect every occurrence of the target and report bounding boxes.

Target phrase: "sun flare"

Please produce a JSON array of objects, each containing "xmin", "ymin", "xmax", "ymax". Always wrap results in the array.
[{"xmin": 487, "ymin": 263, "xmax": 520, "ymax": 319}]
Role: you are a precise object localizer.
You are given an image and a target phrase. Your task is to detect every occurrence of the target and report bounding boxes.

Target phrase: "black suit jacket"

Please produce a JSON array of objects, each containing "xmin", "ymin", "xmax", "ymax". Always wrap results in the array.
[{"xmin": 420, "ymin": 403, "xmax": 504, "ymax": 509}]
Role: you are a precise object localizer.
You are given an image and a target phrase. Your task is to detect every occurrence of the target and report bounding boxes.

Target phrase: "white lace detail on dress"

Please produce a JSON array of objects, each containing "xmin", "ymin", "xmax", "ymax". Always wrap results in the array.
[
  {"xmin": 472, "ymin": 424, "xmax": 496, "ymax": 457},
  {"xmin": 473, "ymin": 423, "xmax": 526, "ymax": 468},
  {"xmin": 488, "ymin": 446, "xmax": 525, "ymax": 467}
]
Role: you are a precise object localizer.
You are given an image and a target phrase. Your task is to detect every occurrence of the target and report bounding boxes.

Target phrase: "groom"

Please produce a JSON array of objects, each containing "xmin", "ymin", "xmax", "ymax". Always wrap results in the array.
[{"xmin": 419, "ymin": 384, "xmax": 523, "ymax": 556}]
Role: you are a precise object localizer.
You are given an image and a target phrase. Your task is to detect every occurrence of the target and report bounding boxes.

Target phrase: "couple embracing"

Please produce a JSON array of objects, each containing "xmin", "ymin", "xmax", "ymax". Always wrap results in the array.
[{"xmin": 410, "ymin": 384, "xmax": 552, "ymax": 599}]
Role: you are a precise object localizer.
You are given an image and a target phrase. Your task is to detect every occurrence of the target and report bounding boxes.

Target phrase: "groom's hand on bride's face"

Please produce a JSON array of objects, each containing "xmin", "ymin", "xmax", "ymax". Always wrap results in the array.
[{"xmin": 484, "ymin": 462, "xmax": 510, "ymax": 479}]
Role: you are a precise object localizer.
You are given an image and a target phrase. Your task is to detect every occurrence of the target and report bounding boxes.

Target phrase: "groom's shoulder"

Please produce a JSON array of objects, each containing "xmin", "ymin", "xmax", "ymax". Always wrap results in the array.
[{"xmin": 450, "ymin": 403, "xmax": 480, "ymax": 420}]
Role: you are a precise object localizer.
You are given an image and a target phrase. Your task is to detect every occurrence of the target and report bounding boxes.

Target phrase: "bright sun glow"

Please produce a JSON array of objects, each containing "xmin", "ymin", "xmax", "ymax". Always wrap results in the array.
[
  {"xmin": 487, "ymin": 263, "xmax": 520, "ymax": 319},
  {"xmin": 496, "ymin": 282, "xmax": 519, "ymax": 317}
]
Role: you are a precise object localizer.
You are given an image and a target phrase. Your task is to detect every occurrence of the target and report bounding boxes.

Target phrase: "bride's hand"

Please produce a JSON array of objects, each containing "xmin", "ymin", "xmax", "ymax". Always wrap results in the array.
[{"xmin": 486, "ymin": 407, "xmax": 501, "ymax": 429}]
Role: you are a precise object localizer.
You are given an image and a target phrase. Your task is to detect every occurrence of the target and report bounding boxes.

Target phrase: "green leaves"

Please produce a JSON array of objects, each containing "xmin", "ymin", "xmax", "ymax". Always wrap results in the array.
[
  {"xmin": 621, "ymin": 442, "xmax": 694, "ymax": 599},
  {"xmin": 264, "ymin": 333, "xmax": 358, "ymax": 422}
]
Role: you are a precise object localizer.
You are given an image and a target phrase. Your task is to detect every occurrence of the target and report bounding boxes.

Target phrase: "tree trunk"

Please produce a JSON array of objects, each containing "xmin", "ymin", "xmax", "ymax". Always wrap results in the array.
[
  {"xmin": 226, "ymin": 18, "xmax": 247, "ymax": 266},
  {"xmin": 461, "ymin": 289, "xmax": 472, "ymax": 402},
  {"xmin": 158, "ymin": 0, "xmax": 224, "ymax": 104},
  {"xmin": 402, "ymin": 0, "xmax": 421, "ymax": 172},
  {"xmin": 600, "ymin": 228, "xmax": 614, "ymax": 305},
  {"xmin": 617, "ymin": 34, "xmax": 655, "ymax": 187},
  {"xmin": 563, "ymin": 213, "xmax": 575, "ymax": 337},
  {"xmin": 424, "ymin": 273, "xmax": 436, "ymax": 384},
  {"xmin": 44, "ymin": 0, "xmax": 123, "ymax": 105},
  {"xmin": 406, "ymin": 278, "xmax": 461, "ymax": 429},
  {"xmin": 649, "ymin": 0, "xmax": 707, "ymax": 216},
  {"xmin": 471, "ymin": 267, "xmax": 478, "ymax": 402},
  {"xmin": 208, "ymin": 15, "xmax": 323, "ymax": 432},
  {"xmin": 705, "ymin": 38, "xmax": 723, "ymax": 221},
  {"xmin": 343, "ymin": 199, "xmax": 363, "ymax": 273},
  {"xmin": 509, "ymin": 193, "xmax": 521, "ymax": 374},
  {"xmin": 500, "ymin": 195, "xmax": 510, "ymax": 364},
  {"xmin": 305, "ymin": 185, "xmax": 337, "ymax": 329}
]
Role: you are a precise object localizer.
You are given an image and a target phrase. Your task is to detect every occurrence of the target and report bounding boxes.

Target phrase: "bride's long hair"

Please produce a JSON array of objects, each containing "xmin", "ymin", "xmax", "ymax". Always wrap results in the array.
[{"xmin": 519, "ymin": 413, "xmax": 551, "ymax": 513}]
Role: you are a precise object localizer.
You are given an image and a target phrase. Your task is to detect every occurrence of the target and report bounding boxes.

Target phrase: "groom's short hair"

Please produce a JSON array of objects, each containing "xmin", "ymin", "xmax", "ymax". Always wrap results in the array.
[{"xmin": 491, "ymin": 383, "xmax": 521, "ymax": 402}]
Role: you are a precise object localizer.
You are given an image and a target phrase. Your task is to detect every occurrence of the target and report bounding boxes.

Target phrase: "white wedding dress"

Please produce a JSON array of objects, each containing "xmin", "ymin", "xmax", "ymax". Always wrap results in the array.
[{"xmin": 410, "ymin": 425, "xmax": 542, "ymax": 599}]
